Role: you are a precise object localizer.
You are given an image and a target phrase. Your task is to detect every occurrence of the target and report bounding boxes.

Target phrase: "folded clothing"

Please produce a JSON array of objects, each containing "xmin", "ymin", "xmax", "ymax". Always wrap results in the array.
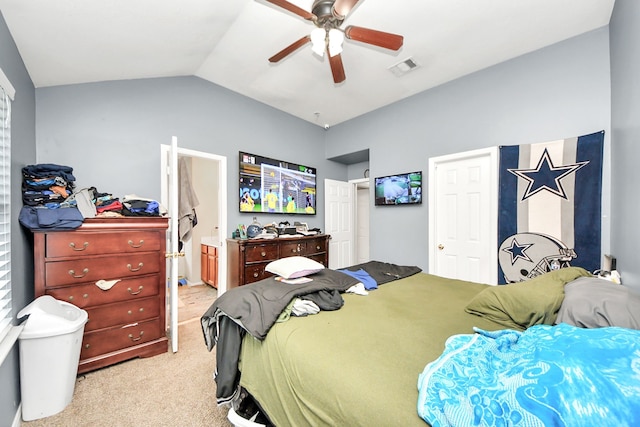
[
  {"xmin": 22, "ymin": 163, "xmax": 76, "ymax": 183},
  {"xmin": 21, "ymin": 163, "xmax": 76, "ymax": 207}
]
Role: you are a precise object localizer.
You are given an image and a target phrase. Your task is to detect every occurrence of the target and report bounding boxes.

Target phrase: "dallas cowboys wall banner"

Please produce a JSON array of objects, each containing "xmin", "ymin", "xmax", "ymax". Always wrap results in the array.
[{"xmin": 497, "ymin": 131, "xmax": 604, "ymax": 284}]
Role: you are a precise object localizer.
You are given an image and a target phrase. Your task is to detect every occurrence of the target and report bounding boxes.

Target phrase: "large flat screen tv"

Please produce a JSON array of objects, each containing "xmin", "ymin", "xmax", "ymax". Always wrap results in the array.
[
  {"xmin": 374, "ymin": 171, "xmax": 422, "ymax": 206},
  {"xmin": 239, "ymin": 151, "xmax": 317, "ymax": 215}
]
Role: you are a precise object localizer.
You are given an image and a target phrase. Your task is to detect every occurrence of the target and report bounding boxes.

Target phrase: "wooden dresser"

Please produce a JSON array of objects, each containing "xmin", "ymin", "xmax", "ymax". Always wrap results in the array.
[
  {"xmin": 33, "ymin": 217, "xmax": 169, "ymax": 374},
  {"xmin": 227, "ymin": 234, "xmax": 330, "ymax": 288}
]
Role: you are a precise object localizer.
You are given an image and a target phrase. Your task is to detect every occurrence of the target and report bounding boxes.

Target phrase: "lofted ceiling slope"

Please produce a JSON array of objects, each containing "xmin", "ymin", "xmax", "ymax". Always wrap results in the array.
[{"xmin": 0, "ymin": 0, "xmax": 615, "ymax": 127}]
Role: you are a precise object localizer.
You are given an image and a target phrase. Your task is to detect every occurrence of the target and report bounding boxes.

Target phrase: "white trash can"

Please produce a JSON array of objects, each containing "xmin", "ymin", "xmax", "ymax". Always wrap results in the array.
[{"xmin": 18, "ymin": 295, "xmax": 88, "ymax": 421}]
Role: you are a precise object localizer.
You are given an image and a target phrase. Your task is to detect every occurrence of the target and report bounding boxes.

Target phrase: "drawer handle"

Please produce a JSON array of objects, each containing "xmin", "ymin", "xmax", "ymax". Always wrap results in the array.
[
  {"xmin": 128, "ymin": 285, "xmax": 144, "ymax": 295},
  {"xmin": 127, "ymin": 308, "xmax": 144, "ymax": 315},
  {"xmin": 261, "ymin": 251, "xmax": 266, "ymax": 257},
  {"xmin": 68, "ymin": 268, "xmax": 89, "ymax": 278},
  {"xmin": 128, "ymin": 239, "xmax": 145, "ymax": 248},
  {"xmin": 128, "ymin": 331, "xmax": 144, "ymax": 342},
  {"xmin": 85, "ymin": 343, "xmax": 90, "ymax": 349},
  {"xmin": 127, "ymin": 262, "xmax": 144, "ymax": 272},
  {"xmin": 69, "ymin": 241, "xmax": 89, "ymax": 251},
  {"xmin": 316, "ymin": 245, "xmax": 321, "ymax": 250},
  {"xmin": 253, "ymin": 272, "xmax": 259, "ymax": 278}
]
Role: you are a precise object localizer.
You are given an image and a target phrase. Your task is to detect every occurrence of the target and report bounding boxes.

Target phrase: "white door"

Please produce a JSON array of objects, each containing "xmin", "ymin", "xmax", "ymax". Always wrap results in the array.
[
  {"xmin": 167, "ymin": 137, "xmax": 180, "ymax": 353},
  {"xmin": 161, "ymin": 141, "xmax": 228, "ymax": 353},
  {"xmin": 324, "ymin": 179, "xmax": 354, "ymax": 269},
  {"xmin": 428, "ymin": 147, "xmax": 498, "ymax": 284}
]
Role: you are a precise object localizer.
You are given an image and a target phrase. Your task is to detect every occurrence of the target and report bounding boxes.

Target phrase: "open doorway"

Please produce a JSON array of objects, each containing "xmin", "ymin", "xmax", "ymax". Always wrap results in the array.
[
  {"xmin": 160, "ymin": 145, "xmax": 228, "ymax": 327},
  {"xmin": 352, "ymin": 178, "xmax": 370, "ymax": 264}
]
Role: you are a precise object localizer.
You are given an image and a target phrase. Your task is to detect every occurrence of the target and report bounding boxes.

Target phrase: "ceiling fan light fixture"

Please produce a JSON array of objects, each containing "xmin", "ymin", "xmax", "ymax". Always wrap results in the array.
[
  {"xmin": 266, "ymin": 0, "xmax": 405, "ymax": 83},
  {"xmin": 310, "ymin": 28, "xmax": 326, "ymax": 57},
  {"xmin": 328, "ymin": 28, "xmax": 344, "ymax": 57}
]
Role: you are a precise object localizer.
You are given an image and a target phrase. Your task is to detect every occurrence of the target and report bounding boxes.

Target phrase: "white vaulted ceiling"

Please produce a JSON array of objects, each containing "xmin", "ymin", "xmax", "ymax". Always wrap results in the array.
[{"xmin": 0, "ymin": 0, "xmax": 615, "ymax": 127}]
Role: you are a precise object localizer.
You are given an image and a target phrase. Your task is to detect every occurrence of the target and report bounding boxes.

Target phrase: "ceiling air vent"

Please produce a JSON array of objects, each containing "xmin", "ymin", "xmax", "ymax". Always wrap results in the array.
[{"xmin": 388, "ymin": 58, "xmax": 419, "ymax": 77}]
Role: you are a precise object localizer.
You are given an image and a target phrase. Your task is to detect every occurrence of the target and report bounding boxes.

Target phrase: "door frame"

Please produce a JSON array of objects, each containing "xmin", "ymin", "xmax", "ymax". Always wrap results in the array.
[
  {"xmin": 428, "ymin": 146, "xmax": 499, "ymax": 282},
  {"xmin": 160, "ymin": 144, "xmax": 228, "ymax": 353},
  {"xmin": 160, "ymin": 145, "xmax": 228, "ymax": 293},
  {"xmin": 349, "ymin": 178, "xmax": 370, "ymax": 264}
]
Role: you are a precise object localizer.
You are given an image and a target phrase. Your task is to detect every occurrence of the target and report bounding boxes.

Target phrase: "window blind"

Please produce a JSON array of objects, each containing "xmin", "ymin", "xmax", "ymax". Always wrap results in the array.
[{"xmin": 0, "ymin": 87, "xmax": 11, "ymax": 343}]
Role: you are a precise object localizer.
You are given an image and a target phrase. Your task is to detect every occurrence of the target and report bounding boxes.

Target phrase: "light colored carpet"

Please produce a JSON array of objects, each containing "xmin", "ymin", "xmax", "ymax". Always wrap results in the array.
[{"xmin": 21, "ymin": 287, "xmax": 232, "ymax": 427}]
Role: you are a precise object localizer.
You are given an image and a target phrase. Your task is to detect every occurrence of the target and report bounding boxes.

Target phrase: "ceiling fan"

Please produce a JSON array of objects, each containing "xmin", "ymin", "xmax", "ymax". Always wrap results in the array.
[{"xmin": 265, "ymin": 0, "xmax": 404, "ymax": 84}]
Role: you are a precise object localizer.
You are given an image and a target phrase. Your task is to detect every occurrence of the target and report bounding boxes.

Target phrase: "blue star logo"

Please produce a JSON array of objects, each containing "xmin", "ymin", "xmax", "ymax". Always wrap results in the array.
[
  {"xmin": 503, "ymin": 237, "xmax": 533, "ymax": 265},
  {"xmin": 508, "ymin": 149, "xmax": 589, "ymax": 201}
]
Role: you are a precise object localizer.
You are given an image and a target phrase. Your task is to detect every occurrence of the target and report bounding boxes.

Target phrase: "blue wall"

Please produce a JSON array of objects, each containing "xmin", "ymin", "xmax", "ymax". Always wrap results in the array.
[
  {"xmin": 35, "ymin": 77, "xmax": 342, "ymax": 234},
  {"xmin": 0, "ymin": 10, "xmax": 37, "ymax": 427},
  {"xmin": 610, "ymin": 0, "xmax": 640, "ymax": 291},
  {"xmin": 327, "ymin": 28, "xmax": 611, "ymax": 270},
  {"xmin": 35, "ymin": 28, "xmax": 613, "ymax": 274}
]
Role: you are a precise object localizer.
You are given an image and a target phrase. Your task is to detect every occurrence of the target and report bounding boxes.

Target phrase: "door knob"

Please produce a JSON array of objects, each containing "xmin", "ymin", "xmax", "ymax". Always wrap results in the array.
[{"xmin": 438, "ymin": 244, "xmax": 444, "ymax": 250}]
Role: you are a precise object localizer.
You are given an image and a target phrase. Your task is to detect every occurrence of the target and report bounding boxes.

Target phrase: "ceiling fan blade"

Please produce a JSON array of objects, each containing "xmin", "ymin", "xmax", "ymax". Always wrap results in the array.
[
  {"xmin": 332, "ymin": 0, "xmax": 361, "ymax": 19},
  {"xmin": 265, "ymin": 0, "xmax": 315, "ymax": 20},
  {"xmin": 328, "ymin": 52, "xmax": 346, "ymax": 84},
  {"xmin": 269, "ymin": 36, "xmax": 311, "ymax": 63},
  {"xmin": 344, "ymin": 25, "xmax": 404, "ymax": 51}
]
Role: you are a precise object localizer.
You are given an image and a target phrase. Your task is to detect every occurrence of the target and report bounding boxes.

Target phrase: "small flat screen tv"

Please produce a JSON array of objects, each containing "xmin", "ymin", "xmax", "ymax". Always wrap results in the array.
[
  {"xmin": 374, "ymin": 171, "xmax": 422, "ymax": 206},
  {"xmin": 239, "ymin": 151, "xmax": 317, "ymax": 215}
]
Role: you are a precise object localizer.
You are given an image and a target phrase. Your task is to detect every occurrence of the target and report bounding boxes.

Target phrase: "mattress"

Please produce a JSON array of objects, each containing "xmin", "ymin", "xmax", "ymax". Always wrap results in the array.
[{"xmin": 238, "ymin": 272, "xmax": 506, "ymax": 427}]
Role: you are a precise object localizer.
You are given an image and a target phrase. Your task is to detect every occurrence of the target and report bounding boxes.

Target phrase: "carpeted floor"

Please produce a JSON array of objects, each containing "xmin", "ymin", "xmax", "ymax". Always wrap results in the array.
[{"xmin": 21, "ymin": 284, "xmax": 232, "ymax": 427}]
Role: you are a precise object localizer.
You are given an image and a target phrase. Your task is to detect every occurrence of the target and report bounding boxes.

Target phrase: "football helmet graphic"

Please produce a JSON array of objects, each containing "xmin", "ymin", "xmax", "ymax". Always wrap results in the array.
[{"xmin": 499, "ymin": 232, "xmax": 577, "ymax": 283}]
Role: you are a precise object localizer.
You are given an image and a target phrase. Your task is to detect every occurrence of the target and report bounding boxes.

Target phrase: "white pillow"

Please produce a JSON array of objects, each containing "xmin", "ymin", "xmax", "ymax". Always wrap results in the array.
[{"xmin": 265, "ymin": 256, "xmax": 325, "ymax": 279}]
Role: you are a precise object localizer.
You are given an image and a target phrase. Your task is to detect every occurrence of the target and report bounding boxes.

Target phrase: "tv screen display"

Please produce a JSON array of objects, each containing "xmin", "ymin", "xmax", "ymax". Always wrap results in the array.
[
  {"xmin": 239, "ymin": 151, "xmax": 317, "ymax": 215},
  {"xmin": 374, "ymin": 171, "xmax": 422, "ymax": 206}
]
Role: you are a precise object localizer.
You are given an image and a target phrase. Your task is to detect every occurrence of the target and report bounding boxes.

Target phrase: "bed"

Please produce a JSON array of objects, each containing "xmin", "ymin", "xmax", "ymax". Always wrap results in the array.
[{"xmin": 201, "ymin": 260, "xmax": 640, "ymax": 427}]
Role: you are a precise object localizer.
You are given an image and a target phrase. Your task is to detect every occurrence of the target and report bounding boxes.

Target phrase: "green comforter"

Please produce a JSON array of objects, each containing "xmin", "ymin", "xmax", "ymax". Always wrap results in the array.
[{"xmin": 239, "ymin": 273, "xmax": 505, "ymax": 427}]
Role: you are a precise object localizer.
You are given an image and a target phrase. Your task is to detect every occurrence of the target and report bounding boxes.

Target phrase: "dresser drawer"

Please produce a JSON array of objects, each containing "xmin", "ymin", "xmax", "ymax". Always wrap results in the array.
[
  {"xmin": 244, "ymin": 263, "xmax": 274, "ymax": 284},
  {"xmin": 80, "ymin": 317, "xmax": 162, "ymax": 360},
  {"xmin": 45, "ymin": 253, "xmax": 160, "ymax": 287},
  {"xmin": 46, "ymin": 231, "xmax": 161, "ymax": 258},
  {"xmin": 304, "ymin": 238, "xmax": 327, "ymax": 255},
  {"xmin": 244, "ymin": 243, "xmax": 279, "ymax": 263},
  {"xmin": 84, "ymin": 297, "xmax": 160, "ymax": 332},
  {"xmin": 45, "ymin": 275, "xmax": 160, "ymax": 308},
  {"xmin": 280, "ymin": 241, "xmax": 306, "ymax": 257}
]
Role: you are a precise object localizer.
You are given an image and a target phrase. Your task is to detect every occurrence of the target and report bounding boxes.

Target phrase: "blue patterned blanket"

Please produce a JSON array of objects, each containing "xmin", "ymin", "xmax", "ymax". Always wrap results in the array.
[{"xmin": 417, "ymin": 323, "xmax": 640, "ymax": 427}]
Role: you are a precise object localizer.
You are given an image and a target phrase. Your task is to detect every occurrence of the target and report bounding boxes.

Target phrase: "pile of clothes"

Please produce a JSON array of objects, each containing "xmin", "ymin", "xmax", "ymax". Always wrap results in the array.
[
  {"xmin": 22, "ymin": 163, "xmax": 76, "ymax": 207},
  {"xmin": 122, "ymin": 195, "xmax": 162, "ymax": 216},
  {"xmin": 19, "ymin": 163, "xmax": 165, "ymax": 231},
  {"xmin": 19, "ymin": 164, "xmax": 84, "ymax": 230}
]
